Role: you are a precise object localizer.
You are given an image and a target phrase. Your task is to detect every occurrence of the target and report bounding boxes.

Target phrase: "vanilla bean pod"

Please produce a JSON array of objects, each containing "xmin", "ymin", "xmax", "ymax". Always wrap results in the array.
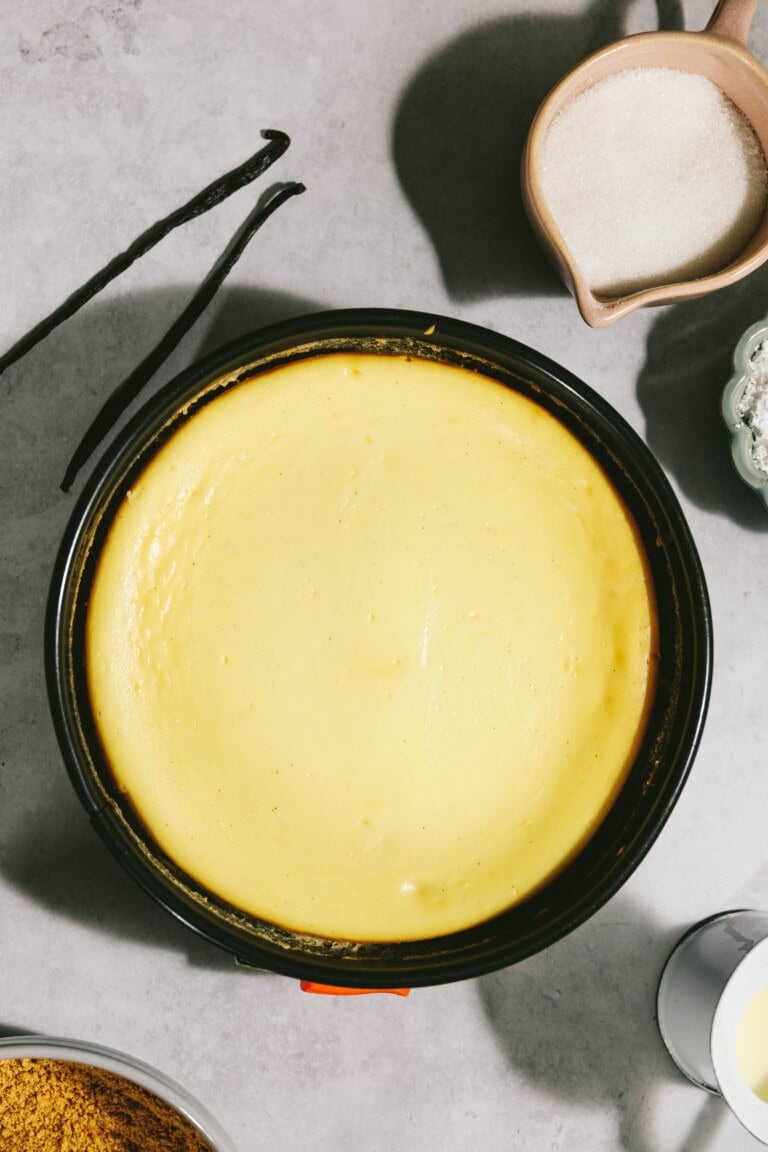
[
  {"xmin": 61, "ymin": 181, "xmax": 305, "ymax": 492},
  {"xmin": 0, "ymin": 129, "xmax": 290, "ymax": 377}
]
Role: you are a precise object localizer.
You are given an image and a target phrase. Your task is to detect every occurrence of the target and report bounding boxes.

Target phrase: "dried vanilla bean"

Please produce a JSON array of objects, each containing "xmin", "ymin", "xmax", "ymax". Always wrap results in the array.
[
  {"xmin": 60, "ymin": 180, "xmax": 305, "ymax": 491},
  {"xmin": 0, "ymin": 128, "xmax": 290, "ymax": 377}
]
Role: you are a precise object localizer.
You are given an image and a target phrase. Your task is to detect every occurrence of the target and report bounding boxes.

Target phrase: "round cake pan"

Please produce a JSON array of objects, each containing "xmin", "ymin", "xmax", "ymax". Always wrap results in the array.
[{"xmin": 46, "ymin": 308, "xmax": 713, "ymax": 987}]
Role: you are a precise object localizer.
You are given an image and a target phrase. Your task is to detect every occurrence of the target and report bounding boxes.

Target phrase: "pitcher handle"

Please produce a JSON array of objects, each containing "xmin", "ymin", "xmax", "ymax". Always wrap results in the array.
[{"xmin": 705, "ymin": 0, "xmax": 758, "ymax": 46}]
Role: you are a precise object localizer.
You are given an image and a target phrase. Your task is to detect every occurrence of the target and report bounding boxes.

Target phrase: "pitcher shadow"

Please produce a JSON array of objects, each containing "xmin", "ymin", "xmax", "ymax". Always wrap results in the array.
[
  {"xmin": 392, "ymin": 0, "xmax": 685, "ymax": 302},
  {"xmin": 478, "ymin": 896, "xmax": 725, "ymax": 1152},
  {"xmin": 0, "ymin": 282, "xmax": 321, "ymax": 968},
  {"xmin": 636, "ymin": 267, "xmax": 768, "ymax": 530}
]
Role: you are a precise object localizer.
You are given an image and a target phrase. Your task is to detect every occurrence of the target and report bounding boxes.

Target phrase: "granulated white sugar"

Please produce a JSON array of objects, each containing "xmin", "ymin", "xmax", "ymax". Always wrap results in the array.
[
  {"xmin": 738, "ymin": 340, "xmax": 768, "ymax": 473},
  {"xmin": 539, "ymin": 67, "xmax": 768, "ymax": 296}
]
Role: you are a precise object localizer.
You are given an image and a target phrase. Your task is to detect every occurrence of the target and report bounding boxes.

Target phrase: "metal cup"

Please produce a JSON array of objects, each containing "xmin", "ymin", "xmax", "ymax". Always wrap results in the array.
[{"xmin": 657, "ymin": 909, "xmax": 768, "ymax": 1145}]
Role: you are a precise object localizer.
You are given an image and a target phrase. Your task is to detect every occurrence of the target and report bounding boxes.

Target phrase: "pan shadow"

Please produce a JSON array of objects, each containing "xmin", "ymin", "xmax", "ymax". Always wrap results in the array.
[
  {"xmin": 479, "ymin": 897, "xmax": 725, "ymax": 1152},
  {"xmin": 0, "ymin": 283, "xmax": 321, "ymax": 969},
  {"xmin": 392, "ymin": 0, "xmax": 685, "ymax": 301}
]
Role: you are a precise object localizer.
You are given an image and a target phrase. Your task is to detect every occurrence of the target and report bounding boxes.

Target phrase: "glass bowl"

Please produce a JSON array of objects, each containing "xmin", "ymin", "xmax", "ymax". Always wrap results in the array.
[{"xmin": 0, "ymin": 1034, "xmax": 237, "ymax": 1151}]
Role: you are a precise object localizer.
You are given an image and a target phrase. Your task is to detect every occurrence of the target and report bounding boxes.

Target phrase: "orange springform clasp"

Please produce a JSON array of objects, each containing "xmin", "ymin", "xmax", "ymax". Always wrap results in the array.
[{"xmin": 300, "ymin": 981, "xmax": 410, "ymax": 997}]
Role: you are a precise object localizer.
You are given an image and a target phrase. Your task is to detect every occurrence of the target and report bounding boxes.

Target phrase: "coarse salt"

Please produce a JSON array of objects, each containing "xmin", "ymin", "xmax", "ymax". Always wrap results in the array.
[
  {"xmin": 539, "ymin": 67, "xmax": 768, "ymax": 296},
  {"xmin": 738, "ymin": 340, "xmax": 768, "ymax": 474}
]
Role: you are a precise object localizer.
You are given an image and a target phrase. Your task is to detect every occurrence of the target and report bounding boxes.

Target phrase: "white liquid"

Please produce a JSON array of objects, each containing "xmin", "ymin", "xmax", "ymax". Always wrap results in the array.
[{"xmin": 737, "ymin": 983, "xmax": 768, "ymax": 1101}]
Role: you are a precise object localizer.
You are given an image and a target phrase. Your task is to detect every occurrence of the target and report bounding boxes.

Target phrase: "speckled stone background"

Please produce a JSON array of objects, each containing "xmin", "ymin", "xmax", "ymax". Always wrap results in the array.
[{"xmin": 3, "ymin": 1, "xmax": 768, "ymax": 1149}]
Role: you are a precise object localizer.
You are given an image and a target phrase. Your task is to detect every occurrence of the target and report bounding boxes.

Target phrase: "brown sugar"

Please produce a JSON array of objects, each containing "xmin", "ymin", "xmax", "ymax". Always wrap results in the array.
[{"xmin": 0, "ymin": 1057, "xmax": 215, "ymax": 1152}]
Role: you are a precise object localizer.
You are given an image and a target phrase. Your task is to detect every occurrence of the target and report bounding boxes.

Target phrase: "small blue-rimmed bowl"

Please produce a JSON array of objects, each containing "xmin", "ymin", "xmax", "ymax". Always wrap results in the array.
[{"xmin": 722, "ymin": 316, "xmax": 768, "ymax": 509}]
